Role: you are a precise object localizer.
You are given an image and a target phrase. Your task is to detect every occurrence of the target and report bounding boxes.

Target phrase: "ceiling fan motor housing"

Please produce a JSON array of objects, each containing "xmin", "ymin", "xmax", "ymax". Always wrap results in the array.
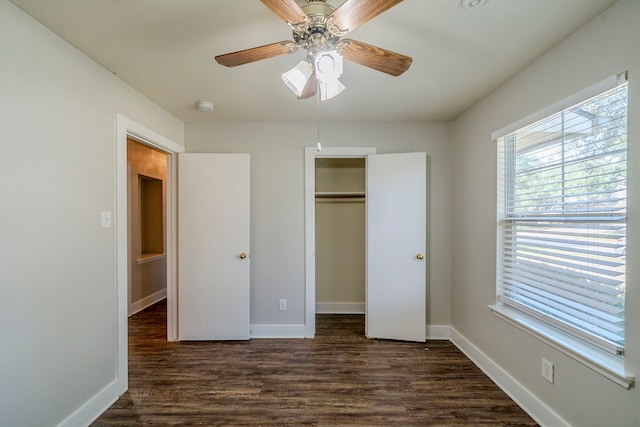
[{"xmin": 292, "ymin": 0, "xmax": 344, "ymax": 53}]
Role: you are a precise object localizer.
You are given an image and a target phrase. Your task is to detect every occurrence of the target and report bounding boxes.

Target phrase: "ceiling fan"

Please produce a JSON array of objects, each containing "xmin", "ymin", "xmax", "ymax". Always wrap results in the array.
[{"xmin": 214, "ymin": 0, "xmax": 412, "ymax": 100}]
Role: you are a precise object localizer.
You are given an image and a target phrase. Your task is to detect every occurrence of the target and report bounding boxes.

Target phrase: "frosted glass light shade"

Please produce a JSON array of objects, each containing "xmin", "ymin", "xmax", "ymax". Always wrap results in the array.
[{"xmin": 282, "ymin": 60, "xmax": 313, "ymax": 97}]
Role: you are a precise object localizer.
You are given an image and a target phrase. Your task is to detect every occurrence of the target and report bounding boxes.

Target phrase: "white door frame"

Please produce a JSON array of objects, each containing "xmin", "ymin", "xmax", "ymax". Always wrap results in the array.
[
  {"xmin": 115, "ymin": 114, "xmax": 184, "ymax": 393},
  {"xmin": 304, "ymin": 147, "xmax": 376, "ymax": 338}
]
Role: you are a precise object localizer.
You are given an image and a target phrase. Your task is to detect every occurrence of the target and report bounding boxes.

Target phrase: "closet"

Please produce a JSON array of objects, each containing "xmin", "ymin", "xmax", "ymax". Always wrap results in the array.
[{"xmin": 315, "ymin": 157, "xmax": 366, "ymax": 314}]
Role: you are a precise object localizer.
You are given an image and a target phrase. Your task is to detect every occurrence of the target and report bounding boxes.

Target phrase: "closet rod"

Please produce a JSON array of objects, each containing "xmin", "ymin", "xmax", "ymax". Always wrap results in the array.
[{"xmin": 315, "ymin": 191, "xmax": 365, "ymax": 199}]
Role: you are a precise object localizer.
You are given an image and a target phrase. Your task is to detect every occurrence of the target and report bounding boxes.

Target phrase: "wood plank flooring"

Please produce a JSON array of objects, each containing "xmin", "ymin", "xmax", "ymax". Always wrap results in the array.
[{"xmin": 92, "ymin": 300, "xmax": 537, "ymax": 426}]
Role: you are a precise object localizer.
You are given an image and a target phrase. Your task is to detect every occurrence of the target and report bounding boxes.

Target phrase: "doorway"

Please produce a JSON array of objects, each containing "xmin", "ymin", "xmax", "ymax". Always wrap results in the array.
[
  {"xmin": 315, "ymin": 157, "xmax": 366, "ymax": 316},
  {"xmin": 127, "ymin": 139, "xmax": 168, "ymax": 317},
  {"xmin": 304, "ymin": 147, "xmax": 376, "ymax": 337},
  {"xmin": 305, "ymin": 147, "xmax": 427, "ymax": 342},
  {"xmin": 115, "ymin": 114, "xmax": 184, "ymax": 395}
]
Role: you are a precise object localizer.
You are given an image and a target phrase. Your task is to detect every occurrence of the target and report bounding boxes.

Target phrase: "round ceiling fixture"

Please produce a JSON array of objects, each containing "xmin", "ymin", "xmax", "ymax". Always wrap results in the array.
[
  {"xmin": 461, "ymin": 0, "xmax": 489, "ymax": 9},
  {"xmin": 196, "ymin": 100, "xmax": 214, "ymax": 112}
]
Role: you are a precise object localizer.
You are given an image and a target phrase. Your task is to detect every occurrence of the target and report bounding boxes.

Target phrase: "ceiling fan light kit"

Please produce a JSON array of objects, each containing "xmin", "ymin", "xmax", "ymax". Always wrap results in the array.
[
  {"xmin": 314, "ymin": 50, "xmax": 345, "ymax": 100},
  {"xmin": 282, "ymin": 60, "xmax": 314, "ymax": 97},
  {"xmin": 282, "ymin": 50, "xmax": 344, "ymax": 100},
  {"xmin": 318, "ymin": 76, "xmax": 345, "ymax": 101},
  {"xmin": 215, "ymin": 0, "xmax": 412, "ymax": 101}
]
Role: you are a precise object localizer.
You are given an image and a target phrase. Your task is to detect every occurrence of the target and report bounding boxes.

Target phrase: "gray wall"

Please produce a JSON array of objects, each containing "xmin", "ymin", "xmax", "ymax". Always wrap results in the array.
[
  {"xmin": 185, "ymin": 122, "xmax": 453, "ymax": 328},
  {"xmin": 451, "ymin": 0, "xmax": 639, "ymax": 425},
  {"xmin": 0, "ymin": 1, "xmax": 183, "ymax": 425}
]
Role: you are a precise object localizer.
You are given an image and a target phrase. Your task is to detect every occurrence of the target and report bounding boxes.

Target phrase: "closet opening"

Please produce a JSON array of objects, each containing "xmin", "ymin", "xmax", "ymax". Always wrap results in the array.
[
  {"xmin": 306, "ymin": 148, "xmax": 427, "ymax": 342},
  {"xmin": 315, "ymin": 157, "xmax": 366, "ymax": 334}
]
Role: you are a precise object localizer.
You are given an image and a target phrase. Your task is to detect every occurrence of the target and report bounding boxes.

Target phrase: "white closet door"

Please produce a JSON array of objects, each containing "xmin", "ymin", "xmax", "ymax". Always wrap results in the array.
[
  {"xmin": 367, "ymin": 152, "xmax": 426, "ymax": 342},
  {"xmin": 178, "ymin": 153, "xmax": 250, "ymax": 340}
]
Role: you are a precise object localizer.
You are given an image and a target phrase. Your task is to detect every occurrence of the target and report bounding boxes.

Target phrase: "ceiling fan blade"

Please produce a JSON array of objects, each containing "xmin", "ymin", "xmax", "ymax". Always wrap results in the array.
[
  {"xmin": 330, "ymin": 0, "xmax": 404, "ymax": 34},
  {"xmin": 340, "ymin": 39, "xmax": 412, "ymax": 76},
  {"xmin": 298, "ymin": 71, "xmax": 317, "ymax": 100},
  {"xmin": 215, "ymin": 41, "xmax": 296, "ymax": 67},
  {"xmin": 260, "ymin": 0, "xmax": 308, "ymax": 25}
]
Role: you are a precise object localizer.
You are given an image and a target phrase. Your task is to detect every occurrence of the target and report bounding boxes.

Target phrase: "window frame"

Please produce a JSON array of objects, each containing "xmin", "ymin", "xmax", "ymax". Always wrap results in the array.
[{"xmin": 491, "ymin": 73, "xmax": 634, "ymax": 389}]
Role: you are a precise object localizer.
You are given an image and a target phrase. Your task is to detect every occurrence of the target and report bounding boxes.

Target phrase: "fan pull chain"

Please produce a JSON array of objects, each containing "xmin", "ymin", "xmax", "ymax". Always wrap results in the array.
[{"xmin": 316, "ymin": 79, "xmax": 322, "ymax": 152}]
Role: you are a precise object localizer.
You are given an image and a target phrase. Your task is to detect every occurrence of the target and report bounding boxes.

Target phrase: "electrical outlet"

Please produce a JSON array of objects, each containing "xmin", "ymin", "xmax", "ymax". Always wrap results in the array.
[
  {"xmin": 542, "ymin": 358, "xmax": 554, "ymax": 383},
  {"xmin": 279, "ymin": 299, "xmax": 287, "ymax": 311}
]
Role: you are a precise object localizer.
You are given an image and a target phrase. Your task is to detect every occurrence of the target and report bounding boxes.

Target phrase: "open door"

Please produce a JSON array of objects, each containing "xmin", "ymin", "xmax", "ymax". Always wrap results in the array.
[
  {"xmin": 178, "ymin": 153, "xmax": 250, "ymax": 340},
  {"xmin": 367, "ymin": 152, "xmax": 426, "ymax": 342}
]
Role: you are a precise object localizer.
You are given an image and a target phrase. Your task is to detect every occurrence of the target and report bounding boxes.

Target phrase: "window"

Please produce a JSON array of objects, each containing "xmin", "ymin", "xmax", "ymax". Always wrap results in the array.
[{"xmin": 496, "ymin": 77, "xmax": 628, "ymax": 357}]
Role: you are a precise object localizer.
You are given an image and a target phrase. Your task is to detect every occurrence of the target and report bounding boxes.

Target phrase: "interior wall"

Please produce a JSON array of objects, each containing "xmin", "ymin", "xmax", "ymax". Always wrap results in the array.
[
  {"xmin": 315, "ymin": 158, "xmax": 366, "ymax": 312},
  {"xmin": 185, "ymin": 122, "xmax": 452, "ymax": 329},
  {"xmin": 128, "ymin": 139, "xmax": 168, "ymax": 315},
  {"xmin": 0, "ymin": 1, "xmax": 184, "ymax": 425},
  {"xmin": 450, "ymin": 0, "xmax": 639, "ymax": 425}
]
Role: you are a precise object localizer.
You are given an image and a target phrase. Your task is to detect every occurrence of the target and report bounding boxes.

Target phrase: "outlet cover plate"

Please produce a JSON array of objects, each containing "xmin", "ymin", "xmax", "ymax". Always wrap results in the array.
[{"xmin": 542, "ymin": 358, "xmax": 554, "ymax": 383}]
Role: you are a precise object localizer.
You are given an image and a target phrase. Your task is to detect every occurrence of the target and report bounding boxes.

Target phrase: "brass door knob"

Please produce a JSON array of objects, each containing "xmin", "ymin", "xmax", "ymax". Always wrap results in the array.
[
  {"xmin": 416, "ymin": 253, "xmax": 424, "ymax": 260},
  {"xmin": 239, "ymin": 252, "xmax": 247, "ymax": 259}
]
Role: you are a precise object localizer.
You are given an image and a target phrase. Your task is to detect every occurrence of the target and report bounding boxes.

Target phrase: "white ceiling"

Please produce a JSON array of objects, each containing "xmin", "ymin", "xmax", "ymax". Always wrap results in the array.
[{"xmin": 10, "ymin": 0, "xmax": 618, "ymax": 123}]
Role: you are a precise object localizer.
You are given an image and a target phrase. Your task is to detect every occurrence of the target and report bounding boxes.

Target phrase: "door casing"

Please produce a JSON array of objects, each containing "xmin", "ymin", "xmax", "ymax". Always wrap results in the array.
[
  {"xmin": 115, "ymin": 114, "xmax": 184, "ymax": 395},
  {"xmin": 304, "ymin": 147, "xmax": 376, "ymax": 337}
]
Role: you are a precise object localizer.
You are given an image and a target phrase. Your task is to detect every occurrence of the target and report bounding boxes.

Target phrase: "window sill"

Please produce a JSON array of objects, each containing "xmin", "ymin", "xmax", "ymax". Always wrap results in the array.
[{"xmin": 489, "ymin": 304, "xmax": 634, "ymax": 389}]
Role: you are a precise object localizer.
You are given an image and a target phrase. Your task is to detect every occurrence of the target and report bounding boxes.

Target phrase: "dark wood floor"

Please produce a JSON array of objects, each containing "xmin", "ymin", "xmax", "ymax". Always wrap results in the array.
[{"xmin": 92, "ymin": 300, "xmax": 537, "ymax": 426}]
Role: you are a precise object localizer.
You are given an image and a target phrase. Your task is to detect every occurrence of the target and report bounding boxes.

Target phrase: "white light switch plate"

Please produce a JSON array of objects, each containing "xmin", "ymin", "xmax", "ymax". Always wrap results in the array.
[{"xmin": 101, "ymin": 211, "xmax": 112, "ymax": 229}]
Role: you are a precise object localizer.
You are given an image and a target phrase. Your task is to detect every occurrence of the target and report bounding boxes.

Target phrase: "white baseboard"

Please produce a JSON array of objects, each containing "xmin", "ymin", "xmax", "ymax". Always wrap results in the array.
[
  {"xmin": 426, "ymin": 324, "xmax": 450, "ymax": 340},
  {"xmin": 316, "ymin": 302, "xmax": 365, "ymax": 314},
  {"xmin": 249, "ymin": 322, "xmax": 451, "ymax": 341},
  {"xmin": 250, "ymin": 324, "xmax": 307, "ymax": 339},
  {"xmin": 57, "ymin": 377, "xmax": 125, "ymax": 427},
  {"xmin": 449, "ymin": 327, "xmax": 570, "ymax": 427},
  {"xmin": 128, "ymin": 288, "xmax": 166, "ymax": 317}
]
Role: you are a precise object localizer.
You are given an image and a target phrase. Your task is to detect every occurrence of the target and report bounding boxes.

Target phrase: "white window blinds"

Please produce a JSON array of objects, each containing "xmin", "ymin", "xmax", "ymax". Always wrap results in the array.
[{"xmin": 496, "ymin": 79, "xmax": 628, "ymax": 356}]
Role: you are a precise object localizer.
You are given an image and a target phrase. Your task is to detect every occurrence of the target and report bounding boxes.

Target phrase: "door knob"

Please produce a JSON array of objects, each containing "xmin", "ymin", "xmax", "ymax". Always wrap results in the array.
[
  {"xmin": 416, "ymin": 253, "xmax": 424, "ymax": 260},
  {"xmin": 239, "ymin": 252, "xmax": 247, "ymax": 259}
]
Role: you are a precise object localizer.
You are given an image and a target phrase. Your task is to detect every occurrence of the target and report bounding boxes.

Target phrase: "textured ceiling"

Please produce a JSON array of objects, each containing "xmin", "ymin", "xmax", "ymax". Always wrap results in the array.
[{"xmin": 10, "ymin": 0, "xmax": 619, "ymax": 122}]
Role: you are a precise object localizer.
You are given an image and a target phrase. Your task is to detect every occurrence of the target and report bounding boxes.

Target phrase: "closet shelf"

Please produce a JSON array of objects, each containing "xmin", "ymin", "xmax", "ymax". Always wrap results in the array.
[{"xmin": 315, "ymin": 191, "xmax": 366, "ymax": 199}]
